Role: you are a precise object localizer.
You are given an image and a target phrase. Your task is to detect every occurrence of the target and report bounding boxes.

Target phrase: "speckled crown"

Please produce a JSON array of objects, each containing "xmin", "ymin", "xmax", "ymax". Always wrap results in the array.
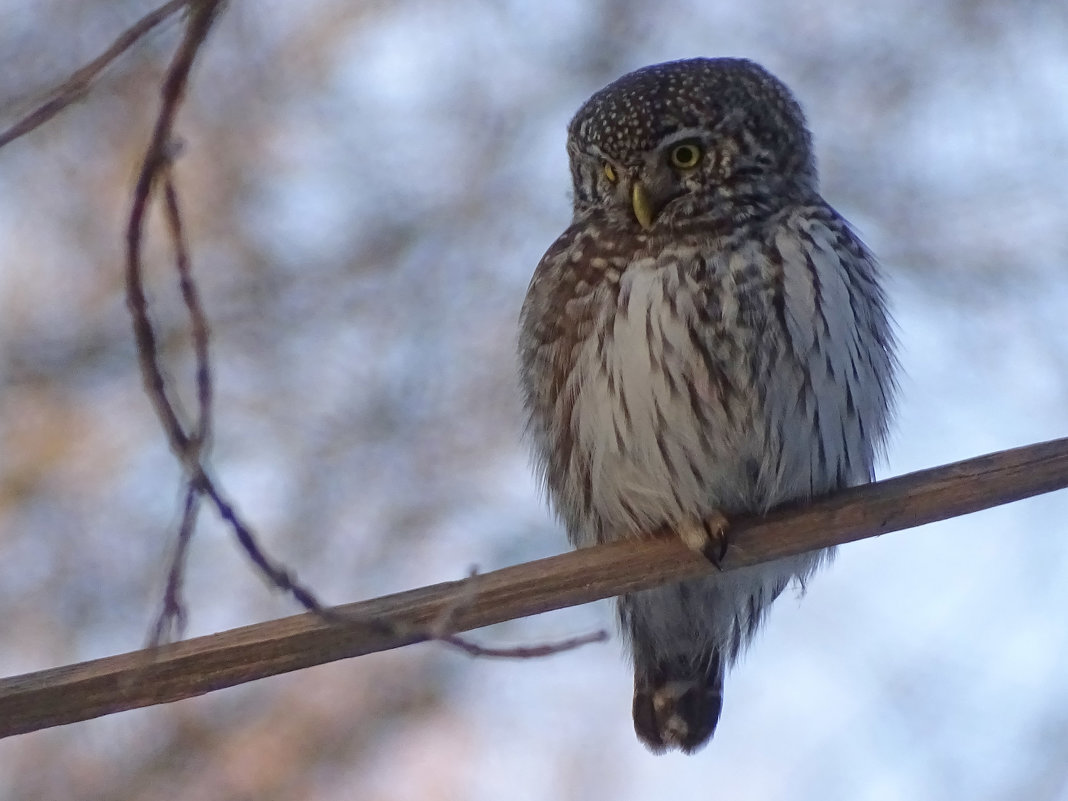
[{"xmin": 568, "ymin": 58, "xmax": 814, "ymax": 179}]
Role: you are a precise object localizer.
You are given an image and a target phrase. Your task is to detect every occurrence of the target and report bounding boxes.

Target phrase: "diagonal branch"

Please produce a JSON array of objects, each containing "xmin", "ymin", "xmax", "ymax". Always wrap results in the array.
[
  {"xmin": 0, "ymin": 436, "xmax": 1065, "ymax": 739},
  {"xmin": 0, "ymin": 0, "xmax": 192, "ymax": 150}
]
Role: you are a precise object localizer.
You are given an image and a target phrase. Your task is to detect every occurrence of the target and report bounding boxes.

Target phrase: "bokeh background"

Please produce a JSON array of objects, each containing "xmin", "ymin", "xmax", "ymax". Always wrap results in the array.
[{"xmin": 2, "ymin": 1, "xmax": 1068, "ymax": 799}]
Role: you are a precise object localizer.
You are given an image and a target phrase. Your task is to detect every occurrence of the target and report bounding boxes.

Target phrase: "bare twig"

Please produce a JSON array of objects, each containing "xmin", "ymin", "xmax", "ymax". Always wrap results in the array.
[
  {"xmin": 425, "ymin": 567, "xmax": 607, "ymax": 657},
  {"xmin": 122, "ymin": 0, "xmax": 355, "ymax": 626},
  {"xmin": 0, "ymin": 436, "xmax": 1065, "ymax": 738},
  {"xmin": 441, "ymin": 629, "xmax": 609, "ymax": 659},
  {"xmin": 161, "ymin": 171, "xmax": 212, "ymax": 450},
  {"xmin": 125, "ymin": 0, "xmax": 221, "ymax": 461},
  {"xmin": 117, "ymin": 0, "xmax": 602, "ymax": 660},
  {"xmin": 147, "ymin": 480, "xmax": 200, "ymax": 647},
  {"xmin": 0, "ymin": 0, "xmax": 192, "ymax": 150},
  {"xmin": 123, "ymin": 2, "xmax": 228, "ymax": 645},
  {"xmin": 194, "ymin": 473, "xmax": 345, "ymax": 620},
  {"xmin": 428, "ymin": 567, "xmax": 483, "ymax": 639},
  {"xmin": 141, "ymin": 172, "xmax": 213, "ymax": 646}
]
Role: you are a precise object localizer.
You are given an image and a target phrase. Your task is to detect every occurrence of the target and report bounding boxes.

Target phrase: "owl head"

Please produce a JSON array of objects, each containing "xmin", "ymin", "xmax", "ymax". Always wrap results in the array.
[{"xmin": 566, "ymin": 58, "xmax": 817, "ymax": 229}]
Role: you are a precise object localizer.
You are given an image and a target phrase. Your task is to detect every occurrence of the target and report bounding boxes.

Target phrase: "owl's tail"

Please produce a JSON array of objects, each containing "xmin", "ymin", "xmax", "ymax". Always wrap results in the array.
[{"xmin": 631, "ymin": 650, "xmax": 725, "ymax": 754}]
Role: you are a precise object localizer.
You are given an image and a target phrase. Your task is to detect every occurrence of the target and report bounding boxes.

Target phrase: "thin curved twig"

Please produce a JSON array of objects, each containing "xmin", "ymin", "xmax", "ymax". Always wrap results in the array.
[
  {"xmin": 124, "ymin": 1, "xmax": 346, "ymax": 622},
  {"xmin": 0, "ymin": 0, "xmax": 192, "ymax": 150},
  {"xmin": 119, "ymin": 1, "xmax": 601, "ymax": 660}
]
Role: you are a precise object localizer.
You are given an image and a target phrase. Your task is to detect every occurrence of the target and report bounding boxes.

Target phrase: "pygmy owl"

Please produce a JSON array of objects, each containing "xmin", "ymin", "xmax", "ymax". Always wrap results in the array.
[{"xmin": 518, "ymin": 58, "xmax": 896, "ymax": 753}]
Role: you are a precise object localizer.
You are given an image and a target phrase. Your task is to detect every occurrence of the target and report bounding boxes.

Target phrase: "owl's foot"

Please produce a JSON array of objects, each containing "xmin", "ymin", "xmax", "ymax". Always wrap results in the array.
[{"xmin": 676, "ymin": 510, "xmax": 730, "ymax": 568}]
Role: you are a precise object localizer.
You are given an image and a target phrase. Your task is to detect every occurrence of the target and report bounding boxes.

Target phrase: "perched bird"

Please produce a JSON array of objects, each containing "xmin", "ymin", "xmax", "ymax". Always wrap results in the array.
[{"xmin": 518, "ymin": 58, "xmax": 896, "ymax": 753}]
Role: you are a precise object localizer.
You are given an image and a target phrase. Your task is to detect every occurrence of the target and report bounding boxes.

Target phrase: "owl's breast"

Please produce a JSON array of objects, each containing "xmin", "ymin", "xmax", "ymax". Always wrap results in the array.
[
  {"xmin": 521, "ymin": 211, "xmax": 891, "ymax": 548},
  {"xmin": 562, "ymin": 250, "xmax": 765, "ymax": 543}
]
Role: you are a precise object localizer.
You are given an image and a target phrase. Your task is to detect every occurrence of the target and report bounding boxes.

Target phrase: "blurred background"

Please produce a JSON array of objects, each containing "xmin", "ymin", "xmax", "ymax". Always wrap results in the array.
[{"xmin": 1, "ymin": 1, "xmax": 1067, "ymax": 799}]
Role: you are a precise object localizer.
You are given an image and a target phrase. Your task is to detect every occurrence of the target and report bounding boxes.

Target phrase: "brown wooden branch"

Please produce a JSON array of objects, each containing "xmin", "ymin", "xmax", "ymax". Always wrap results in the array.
[{"xmin": 0, "ymin": 436, "xmax": 1065, "ymax": 739}]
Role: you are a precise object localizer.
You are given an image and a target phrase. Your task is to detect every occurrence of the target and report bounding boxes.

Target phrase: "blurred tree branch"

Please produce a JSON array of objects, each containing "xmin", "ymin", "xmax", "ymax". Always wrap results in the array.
[
  {"xmin": 0, "ymin": 0, "xmax": 191, "ymax": 149},
  {"xmin": 0, "ymin": 435, "xmax": 1066, "ymax": 738},
  {"xmin": 9, "ymin": 0, "xmax": 596, "ymax": 664},
  {"xmin": 121, "ymin": 0, "xmax": 561, "ymax": 652}
]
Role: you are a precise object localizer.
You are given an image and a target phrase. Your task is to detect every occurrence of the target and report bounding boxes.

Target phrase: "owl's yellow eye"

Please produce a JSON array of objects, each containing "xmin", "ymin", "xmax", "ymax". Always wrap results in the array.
[
  {"xmin": 603, "ymin": 163, "xmax": 617, "ymax": 183},
  {"xmin": 669, "ymin": 143, "xmax": 702, "ymax": 169}
]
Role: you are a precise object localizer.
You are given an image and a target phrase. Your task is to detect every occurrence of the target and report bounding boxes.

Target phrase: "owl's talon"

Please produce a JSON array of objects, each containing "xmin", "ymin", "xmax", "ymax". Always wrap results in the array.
[
  {"xmin": 677, "ymin": 511, "xmax": 730, "ymax": 569},
  {"xmin": 700, "ymin": 528, "xmax": 729, "ymax": 567}
]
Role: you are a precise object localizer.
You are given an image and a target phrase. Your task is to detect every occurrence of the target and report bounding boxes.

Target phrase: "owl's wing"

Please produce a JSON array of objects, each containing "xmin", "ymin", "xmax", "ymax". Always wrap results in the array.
[{"xmin": 764, "ymin": 204, "xmax": 897, "ymax": 493}]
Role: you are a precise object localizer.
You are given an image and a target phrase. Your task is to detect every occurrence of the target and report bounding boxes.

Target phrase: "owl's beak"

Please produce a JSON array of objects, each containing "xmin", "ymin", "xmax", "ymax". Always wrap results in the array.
[{"xmin": 631, "ymin": 182, "xmax": 656, "ymax": 229}]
